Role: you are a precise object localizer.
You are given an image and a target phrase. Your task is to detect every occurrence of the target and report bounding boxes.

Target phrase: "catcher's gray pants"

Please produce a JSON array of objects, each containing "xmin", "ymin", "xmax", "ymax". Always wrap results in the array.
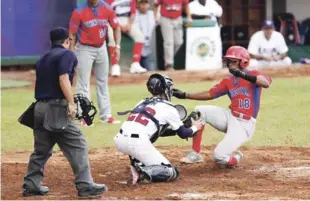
[
  {"xmin": 75, "ymin": 41, "xmax": 111, "ymax": 120},
  {"xmin": 23, "ymin": 101, "xmax": 94, "ymax": 191},
  {"xmin": 159, "ymin": 16, "xmax": 184, "ymax": 66}
]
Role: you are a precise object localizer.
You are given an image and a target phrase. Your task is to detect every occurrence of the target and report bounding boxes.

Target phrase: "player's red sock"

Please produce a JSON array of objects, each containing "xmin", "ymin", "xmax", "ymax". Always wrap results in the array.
[
  {"xmin": 226, "ymin": 156, "xmax": 238, "ymax": 166},
  {"xmin": 109, "ymin": 46, "xmax": 118, "ymax": 65},
  {"xmin": 192, "ymin": 125, "xmax": 205, "ymax": 153},
  {"xmin": 132, "ymin": 43, "xmax": 144, "ymax": 63}
]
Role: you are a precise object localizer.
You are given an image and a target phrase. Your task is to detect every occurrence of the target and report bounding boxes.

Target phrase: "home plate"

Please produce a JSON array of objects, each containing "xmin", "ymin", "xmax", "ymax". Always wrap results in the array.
[{"xmin": 167, "ymin": 192, "xmax": 209, "ymax": 199}]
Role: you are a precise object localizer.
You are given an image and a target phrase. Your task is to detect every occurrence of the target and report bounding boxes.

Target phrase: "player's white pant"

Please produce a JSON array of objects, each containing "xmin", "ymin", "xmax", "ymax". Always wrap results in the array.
[
  {"xmin": 114, "ymin": 131, "xmax": 170, "ymax": 166},
  {"xmin": 107, "ymin": 17, "xmax": 145, "ymax": 47},
  {"xmin": 249, "ymin": 57, "xmax": 292, "ymax": 69},
  {"xmin": 195, "ymin": 105, "xmax": 256, "ymax": 164}
]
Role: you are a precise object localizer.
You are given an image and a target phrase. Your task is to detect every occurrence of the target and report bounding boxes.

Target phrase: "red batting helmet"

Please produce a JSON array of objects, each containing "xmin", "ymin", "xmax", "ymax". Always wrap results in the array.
[{"xmin": 223, "ymin": 46, "xmax": 250, "ymax": 69}]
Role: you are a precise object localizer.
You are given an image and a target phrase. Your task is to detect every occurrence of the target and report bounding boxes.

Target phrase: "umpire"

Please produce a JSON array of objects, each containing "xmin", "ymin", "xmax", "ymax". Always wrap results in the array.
[{"xmin": 22, "ymin": 27, "xmax": 106, "ymax": 198}]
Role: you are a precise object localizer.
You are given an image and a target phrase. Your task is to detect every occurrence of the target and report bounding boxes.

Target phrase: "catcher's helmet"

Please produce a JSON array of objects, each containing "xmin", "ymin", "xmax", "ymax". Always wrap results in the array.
[
  {"xmin": 223, "ymin": 46, "xmax": 250, "ymax": 69},
  {"xmin": 146, "ymin": 73, "xmax": 174, "ymax": 101}
]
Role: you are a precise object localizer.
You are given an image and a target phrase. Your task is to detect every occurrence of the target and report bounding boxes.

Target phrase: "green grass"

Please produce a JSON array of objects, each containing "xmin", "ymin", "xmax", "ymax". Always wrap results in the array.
[{"xmin": 2, "ymin": 77, "xmax": 310, "ymax": 152}]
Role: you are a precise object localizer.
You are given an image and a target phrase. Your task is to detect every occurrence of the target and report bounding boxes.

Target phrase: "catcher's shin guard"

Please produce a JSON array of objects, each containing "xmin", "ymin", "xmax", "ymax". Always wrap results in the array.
[{"xmin": 139, "ymin": 164, "xmax": 179, "ymax": 183}]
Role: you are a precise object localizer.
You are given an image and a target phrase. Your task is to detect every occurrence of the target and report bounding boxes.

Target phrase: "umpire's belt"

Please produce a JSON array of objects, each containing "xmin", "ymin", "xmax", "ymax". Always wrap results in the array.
[
  {"xmin": 231, "ymin": 111, "xmax": 252, "ymax": 120},
  {"xmin": 37, "ymin": 99, "xmax": 67, "ymax": 104},
  {"xmin": 119, "ymin": 129, "xmax": 139, "ymax": 138}
]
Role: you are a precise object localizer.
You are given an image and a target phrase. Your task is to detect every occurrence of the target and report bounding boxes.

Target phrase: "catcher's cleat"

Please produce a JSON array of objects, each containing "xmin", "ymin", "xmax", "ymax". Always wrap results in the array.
[
  {"xmin": 22, "ymin": 185, "xmax": 49, "ymax": 197},
  {"xmin": 130, "ymin": 165, "xmax": 140, "ymax": 185},
  {"xmin": 77, "ymin": 183, "xmax": 107, "ymax": 198},
  {"xmin": 180, "ymin": 150, "xmax": 203, "ymax": 164}
]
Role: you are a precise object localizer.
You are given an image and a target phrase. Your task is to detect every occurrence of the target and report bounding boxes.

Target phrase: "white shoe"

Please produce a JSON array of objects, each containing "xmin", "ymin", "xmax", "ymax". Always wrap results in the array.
[
  {"xmin": 180, "ymin": 151, "xmax": 203, "ymax": 164},
  {"xmin": 233, "ymin": 151, "xmax": 243, "ymax": 163},
  {"xmin": 111, "ymin": 64, "xmax": 121, "ymax": 77},
  {"xmin": 130, "ymin": 62, "xmax": 147, "ymax": 74}
]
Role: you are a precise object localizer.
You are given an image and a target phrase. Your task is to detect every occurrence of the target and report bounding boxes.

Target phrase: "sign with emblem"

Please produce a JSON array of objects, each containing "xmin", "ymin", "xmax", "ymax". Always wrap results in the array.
[{"xmin": 185, "ymin": 27, "xmax": 222, "ymax": 71}]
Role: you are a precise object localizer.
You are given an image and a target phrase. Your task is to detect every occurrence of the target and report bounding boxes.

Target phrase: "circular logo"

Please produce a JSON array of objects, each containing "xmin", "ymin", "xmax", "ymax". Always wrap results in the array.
[{"xmin": 190, "ymin": 37, "xmax": 216, "ymax": 60}]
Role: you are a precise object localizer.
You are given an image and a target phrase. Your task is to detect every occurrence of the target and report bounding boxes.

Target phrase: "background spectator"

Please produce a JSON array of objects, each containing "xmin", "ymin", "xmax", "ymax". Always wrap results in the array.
[
  {"xmin": 154, "ymin": 0, "xmax": 192, "ymax": 71},
  {"xmin": 189, "ymin": 0, "xmax": 222, "ymax": 24},
  {"xmin": 107, "ymin": 0, "xmax": 147, "ymax": 77},
  {"xmin": 248, "ymin": 20, "xmax": 292, "ymax": 68},
  {"xmin": 135, "ymin": 0, "xmax": 156, "ymax": 71}
]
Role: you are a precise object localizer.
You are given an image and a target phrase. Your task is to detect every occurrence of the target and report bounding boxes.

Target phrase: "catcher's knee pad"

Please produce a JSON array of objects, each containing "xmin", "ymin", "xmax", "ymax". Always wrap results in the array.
[{"xmin": 139, "ymin": 163, "xmax": 179, "ymax": 183}]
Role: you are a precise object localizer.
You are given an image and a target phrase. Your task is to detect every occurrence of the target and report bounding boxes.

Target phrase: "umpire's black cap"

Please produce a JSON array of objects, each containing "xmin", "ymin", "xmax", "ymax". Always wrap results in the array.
[{"xmin": 50, "ymin": 27, "xmax": 70, "ymax": 42}]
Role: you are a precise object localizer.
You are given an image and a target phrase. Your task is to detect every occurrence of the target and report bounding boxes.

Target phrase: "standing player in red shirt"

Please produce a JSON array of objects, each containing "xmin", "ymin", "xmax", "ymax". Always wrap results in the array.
[
  {"xmin": 106, "ymin": 0, "xmax": 147, "ymax": 77},
  {"xmin": 69, "ymin": 0, "xmax": 121, "ymax": 125},
  {"xmin": 172, "ymin": 46, "xmax": 272, "ymax": 168},
  {"xmin": 154, "ymin": 0, "xmax": 192, "ymax": 70}
]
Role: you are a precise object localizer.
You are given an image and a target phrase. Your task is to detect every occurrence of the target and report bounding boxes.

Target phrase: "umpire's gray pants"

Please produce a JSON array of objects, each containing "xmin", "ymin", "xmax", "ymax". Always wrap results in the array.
[
  {"xmin": 23, "ymin": 102, "xmax": 94, "ymax": 191},
  {"xmin": 159, "ymin": 16, "xmax": 184, "ymax": 66},
  {"xmin": 75, "ymin": 42, "xmax": 111, "ymax": 120}
]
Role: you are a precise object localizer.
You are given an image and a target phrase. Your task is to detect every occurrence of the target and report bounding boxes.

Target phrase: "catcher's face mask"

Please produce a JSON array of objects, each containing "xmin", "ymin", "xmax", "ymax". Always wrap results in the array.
[
  {"xmin": 74, "ymin": 94, "xmax": 97, "ymax": 126},
  {"xmin": 163, "ymin": 75, "xmax": 174, "ymax": 101}
]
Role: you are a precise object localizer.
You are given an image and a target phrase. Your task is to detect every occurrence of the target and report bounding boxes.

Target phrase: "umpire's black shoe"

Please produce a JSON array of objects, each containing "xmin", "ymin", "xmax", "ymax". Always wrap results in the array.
[
  {"xmin": 22, "ymin": 185, "xmax": 49, "ymax": 197},
  {"xmin": 78, "ymin": 183, "xmax": 107, "ymax": 198}
]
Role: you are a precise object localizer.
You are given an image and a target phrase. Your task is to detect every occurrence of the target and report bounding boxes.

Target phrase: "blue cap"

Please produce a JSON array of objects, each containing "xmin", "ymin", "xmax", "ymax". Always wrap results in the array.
[
  {"xmin": 262, "ymin": 20, "xmax": 275, "ymax": 29},
  {"xmin": 50, "ymin": 27, "xmax": 69, "ymax": 42}
]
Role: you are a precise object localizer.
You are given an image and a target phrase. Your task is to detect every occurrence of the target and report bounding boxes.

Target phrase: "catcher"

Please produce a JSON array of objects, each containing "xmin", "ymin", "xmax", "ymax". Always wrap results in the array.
[
  {"xmin": 114, "ymin": 73, "xmax": 204, "ymax": 184},
  {"xmin": 173, "ymin": 46, "xmax": 272, "ymax": 168}
]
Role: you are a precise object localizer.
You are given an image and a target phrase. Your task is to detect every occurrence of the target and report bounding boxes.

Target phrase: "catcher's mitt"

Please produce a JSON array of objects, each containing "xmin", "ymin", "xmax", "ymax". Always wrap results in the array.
[{"xmin": 183, "ymin": 111, "xmax": 201, "ymax": 128}]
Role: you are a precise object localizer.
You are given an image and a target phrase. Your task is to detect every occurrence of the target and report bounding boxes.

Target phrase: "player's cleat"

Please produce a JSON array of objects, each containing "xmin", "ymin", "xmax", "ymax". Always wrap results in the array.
[
  {"xmin": 130, "ymin": 62, "xmax": 147, "ymax": 74},
  {"xmin": 180, "ymin": 150, "xmax": 203, "ymax": 164},
  {"xmin": 100, "ymin": 117, "xmax": 121, "ymax": 124},
  {"xmin": 219, "ymin": 151, "xmax": 243, "ymax": 169},
  {"xmin": 111, "ymin": 64, "xmax": 121, "ymax": 77},
  {"xmin": 22, "ymin": 185, "xmax": 49, "ymax": 197},
  {"xmin": 234, "ymin": 151, "xmax": 243, "ymax": 163},
  {"xmin": 77, "ymin": 183, "xmax": 107, "ymax": 198}
]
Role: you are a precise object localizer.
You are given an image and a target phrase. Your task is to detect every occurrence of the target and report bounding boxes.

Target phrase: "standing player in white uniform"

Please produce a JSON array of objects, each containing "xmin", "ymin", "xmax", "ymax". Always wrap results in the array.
[
  {"xmin": 172, "ymin": 46, "xmax": 272, "ymax": 168},
  {"xmin": 114, "ymin": 73, "xmax": 203, "ymax": 184},
  {"xmin": 106, "ymin": 0, "xmax": 147, "ymax": 76},
  {"xmin": 248, "ymin": 19, "xmax": 292, "ymax": 68}
]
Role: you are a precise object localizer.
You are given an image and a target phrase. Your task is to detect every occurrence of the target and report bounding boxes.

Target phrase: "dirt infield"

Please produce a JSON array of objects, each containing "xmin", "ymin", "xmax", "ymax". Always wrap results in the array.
[{"xmin": 2, "ymin": 146, "xmax": 310, "ymax": 200}]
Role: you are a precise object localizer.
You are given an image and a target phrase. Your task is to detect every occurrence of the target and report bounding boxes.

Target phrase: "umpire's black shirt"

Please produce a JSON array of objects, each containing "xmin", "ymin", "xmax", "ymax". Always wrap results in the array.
[{"xmin": 35, "ymin": 44, "xmax": 77, "ymax": 100}]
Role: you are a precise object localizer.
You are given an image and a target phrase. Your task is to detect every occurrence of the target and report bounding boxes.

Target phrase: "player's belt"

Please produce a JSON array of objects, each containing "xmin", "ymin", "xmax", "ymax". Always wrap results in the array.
[
  {"xmin": 79, "ymin": 42, "xmax": 103, "ymax": 48},
  {"xmin": 119, "ymin": 129, "xmax": 139, "ymax": 138},
  {"xmin": 231, "ymin": 111, "xmax": 252, "ymax": 120},
  {"xmin": 116, "ymin": 13, "xmax": 130, "ymax": 17}
]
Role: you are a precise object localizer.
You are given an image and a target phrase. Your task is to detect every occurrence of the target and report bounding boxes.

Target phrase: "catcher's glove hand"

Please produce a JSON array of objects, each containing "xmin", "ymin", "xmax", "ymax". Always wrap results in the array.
[{"xmin": 183, "ymin": 111, "xmax": 201, "ymax": 128}]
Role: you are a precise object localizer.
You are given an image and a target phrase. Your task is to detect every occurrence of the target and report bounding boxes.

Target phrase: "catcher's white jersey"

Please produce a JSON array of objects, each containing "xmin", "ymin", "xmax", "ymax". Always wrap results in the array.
[
  {"xmin": 114, "ymin": 98, "xmax": 183, "ymax": 166},
  {"xmin": 120, "ymin": 99, "xmax": 183, "ymax": 139}
]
